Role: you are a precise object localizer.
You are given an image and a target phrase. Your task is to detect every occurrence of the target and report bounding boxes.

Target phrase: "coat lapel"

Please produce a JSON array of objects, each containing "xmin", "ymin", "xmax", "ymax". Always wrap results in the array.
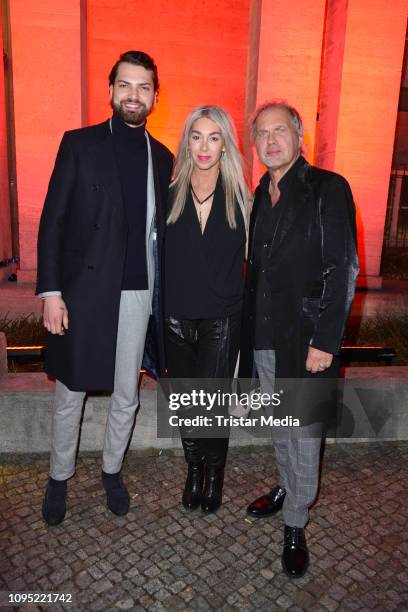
[
  {"xmin": 89, "ymin": 121, "xmax": 124, "ymax": 218},
  {"xmin": 148, "ymin": 135, "xmax": 164, "ymax": 221},
  {"xmin": 268, "ymin": 183, "xmax": 306, "ymax": 256},
  {"xmin": 248, "ymin": 188, "xmax": 261, "ymax": 261},
  {"xmin": 268, "ymin": 160, "xmax": 311, "ymax": 257},
  {"xmin": 145, "ymin": 133, "xmax": 156, "ymax": 237}
]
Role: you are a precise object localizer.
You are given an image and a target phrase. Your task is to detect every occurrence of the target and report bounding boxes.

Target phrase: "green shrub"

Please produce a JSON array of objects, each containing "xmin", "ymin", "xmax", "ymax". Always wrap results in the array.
[
  {"xmin": 1, "ymin": 312, "xmax": 407, "ymax": 365},
  {"xmin": 381, "ymin": 249, "xmax": 408, "ymax": 280},
  {"xmin": 345, "ymin": 312, "xmax": 408, "ymax": 364},
  {"xmin": 0, "ymin": 315, "xmax": 47, "ymax": 346}
]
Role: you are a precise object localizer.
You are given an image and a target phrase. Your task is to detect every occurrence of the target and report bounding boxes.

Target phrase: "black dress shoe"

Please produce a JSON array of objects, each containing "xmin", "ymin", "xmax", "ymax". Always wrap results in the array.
[
  {"xmin": 281, "ymin": 525, "xmax": 309, "ymax": 578},
  {"xmin": 246, "ymin": 485, "xmax": 286, "ymax": 518},
  {"xmin": 201, "ymin": 468, "xmax": 224, "ymax": 514},
  {"xmin": 182, "ymin": 463, "xmax": 204, "ymax": 510},
  {"xmin": 42, "ymin": 477, "xmax": 67, "ymax": 526},
  {"xmin": 102, "ymin": 471, "xmax": 130, "ymax": 516}
]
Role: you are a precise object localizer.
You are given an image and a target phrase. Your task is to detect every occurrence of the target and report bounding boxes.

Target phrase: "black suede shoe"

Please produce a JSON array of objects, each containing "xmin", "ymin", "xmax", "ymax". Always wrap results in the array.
[
  {"xmin": 201, "ymin": 468, "xmax": 224, "ymax": 514},
  {"xmin": 182, "ymin": 463, "xmax": 204, "ymax": 510},
  {"xmin": 281, "ymin": 525, "xmax": 309, "ymax": 578},
  {"xmin": 102, "ymin": 471, "xmax": 130, "ymax": 516},
  {"xmin": 42, "ymin": 477, "xmax": 67, "ymax": 526},
  {"xmin": 246, "ymin": 485, "xmax": 286, "ymax": 518}
]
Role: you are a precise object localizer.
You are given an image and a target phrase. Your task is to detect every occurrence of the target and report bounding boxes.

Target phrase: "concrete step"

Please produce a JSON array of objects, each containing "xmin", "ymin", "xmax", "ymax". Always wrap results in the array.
[{"xmin": 1, "ymin": 367, "xmax": 407, "ymax": 454}]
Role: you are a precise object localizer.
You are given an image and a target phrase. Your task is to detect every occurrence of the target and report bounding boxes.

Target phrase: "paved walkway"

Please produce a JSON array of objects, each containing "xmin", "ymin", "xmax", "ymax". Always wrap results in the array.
[
  {"xmin": 2, "ymin": 280, "xmax": 408, "ymax": 320},
  {"xmin": 0, "ymin": 442, "xmax": 406, "ymax": 611}
]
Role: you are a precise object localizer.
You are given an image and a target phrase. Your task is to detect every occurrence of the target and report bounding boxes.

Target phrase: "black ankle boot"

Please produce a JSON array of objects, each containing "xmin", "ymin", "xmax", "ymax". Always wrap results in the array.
[
  {"xmin": 201, "ymin": 468, "xmax": 224, "ymax": 514},
  {"xmin": 42, "ymin": 477, "xmax": 67, "ymax": 526},
  {"xmin": 181, "ymin": 437, "xmax": 204, "ymax": 510},
  {"xmin": 182, "ymin": 462, "xmax": 204, "ymax": 510},
  {"xmin": 102, "ymin": 471, "xmax": 130, "ymax": 516}
]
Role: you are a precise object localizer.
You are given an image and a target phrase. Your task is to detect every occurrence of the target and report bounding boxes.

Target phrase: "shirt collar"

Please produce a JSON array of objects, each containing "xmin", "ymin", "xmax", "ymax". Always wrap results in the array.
[{"xmin": 259, "ymin": 155, "xmax": 306, "ymax": 194}]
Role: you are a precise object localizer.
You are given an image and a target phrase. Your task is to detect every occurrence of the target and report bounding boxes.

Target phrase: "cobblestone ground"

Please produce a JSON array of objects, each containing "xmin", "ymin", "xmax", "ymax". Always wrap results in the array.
[{"xmin": 0, "ymin": 442, "xmax": 407, "ymax": 611}]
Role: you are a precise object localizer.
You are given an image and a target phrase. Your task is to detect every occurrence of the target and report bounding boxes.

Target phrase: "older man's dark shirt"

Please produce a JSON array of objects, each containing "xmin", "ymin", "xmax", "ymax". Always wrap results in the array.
[{"xmin": 253, "ymin": 156, "xmax": 305, "ymax": 349}]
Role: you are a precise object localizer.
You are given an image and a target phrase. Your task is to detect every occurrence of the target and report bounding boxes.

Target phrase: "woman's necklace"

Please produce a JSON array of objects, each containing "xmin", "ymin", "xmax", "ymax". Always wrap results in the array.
[{"xmin": 191, "ymin": 185, "xmax": 216, "ymax": 232}]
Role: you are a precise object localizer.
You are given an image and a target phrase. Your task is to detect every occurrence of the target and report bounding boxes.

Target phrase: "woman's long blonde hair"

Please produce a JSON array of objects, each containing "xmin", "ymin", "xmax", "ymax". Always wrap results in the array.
[{"xmin": 167, "ymin": 105, "xmax": 251, "ymax": 230}]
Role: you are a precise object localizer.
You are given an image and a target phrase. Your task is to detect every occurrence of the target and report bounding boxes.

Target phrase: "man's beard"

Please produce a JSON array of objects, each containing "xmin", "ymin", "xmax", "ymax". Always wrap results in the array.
[{"xmin": 111, "ymin": 99, "xmax": 151, "ymax": 126}]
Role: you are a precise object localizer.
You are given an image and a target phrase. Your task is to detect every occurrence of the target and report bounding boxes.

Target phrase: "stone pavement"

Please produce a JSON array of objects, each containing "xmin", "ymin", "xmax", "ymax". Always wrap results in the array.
[{"xmin": 0, "ymin": 442, "xmax": 406, "ymax": 611}]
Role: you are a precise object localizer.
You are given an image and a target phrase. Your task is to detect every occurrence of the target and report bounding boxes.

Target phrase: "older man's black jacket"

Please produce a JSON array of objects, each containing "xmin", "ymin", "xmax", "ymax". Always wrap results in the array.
[{"xmin": 239, "ymin": 156, "xmax": 359, "ymax": 382}]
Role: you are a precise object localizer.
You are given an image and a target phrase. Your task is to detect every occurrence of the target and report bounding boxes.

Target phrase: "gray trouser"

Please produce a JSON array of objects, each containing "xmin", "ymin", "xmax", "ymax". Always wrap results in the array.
[
  {"xmin": 254, "ymin": 349, "xmax": 321, "ymax": 528},
  {"xmin": 50, "ymin": 290, "xmax": 151, "ymax": 480}
]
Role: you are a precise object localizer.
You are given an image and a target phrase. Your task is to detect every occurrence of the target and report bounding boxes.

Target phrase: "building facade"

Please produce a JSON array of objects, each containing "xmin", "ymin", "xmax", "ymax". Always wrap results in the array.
[{"xmin": 0, "ymin": 0, "xmax": 407, "ymax": 287}]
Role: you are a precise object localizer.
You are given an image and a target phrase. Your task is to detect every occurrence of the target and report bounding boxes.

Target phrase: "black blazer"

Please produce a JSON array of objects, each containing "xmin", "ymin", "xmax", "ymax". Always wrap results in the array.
[
  {"xmin": 239, "ymin": 158, "xmax": 359, "ymax": 380},
  {"xmin": 37, "ymin": 120, "xmax": 173, "ymax": 390}
]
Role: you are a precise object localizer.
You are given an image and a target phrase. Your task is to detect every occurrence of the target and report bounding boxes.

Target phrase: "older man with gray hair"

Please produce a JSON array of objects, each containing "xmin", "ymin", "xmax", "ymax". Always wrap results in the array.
[{"xmin": 240, "ymin": 100, "xmax": 359, "ymax": 577}]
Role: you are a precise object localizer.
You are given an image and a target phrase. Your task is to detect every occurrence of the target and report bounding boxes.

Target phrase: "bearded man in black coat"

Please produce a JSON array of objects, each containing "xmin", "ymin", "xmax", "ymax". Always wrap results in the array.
[
  {"xmin": 240, "ymin": 101, "xmax": 359, "ymax": 577},
  {"xmin": 37, "ymin": 51, "xmax": 173, "ymax": 525}
]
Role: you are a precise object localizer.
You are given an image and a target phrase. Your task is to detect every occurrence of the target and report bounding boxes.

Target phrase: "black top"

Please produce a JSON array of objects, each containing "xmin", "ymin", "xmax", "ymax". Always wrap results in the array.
[
  {"xmin": 254, "ymin": 156, "xmax": 305, "ymax": 349},
  {"xmin": 111, "ymin": 114, "xmax": 148, "ymax": 290},
  {"xmin": 164, "ymin": 176, "xmax": 246, "ymax": 319}
]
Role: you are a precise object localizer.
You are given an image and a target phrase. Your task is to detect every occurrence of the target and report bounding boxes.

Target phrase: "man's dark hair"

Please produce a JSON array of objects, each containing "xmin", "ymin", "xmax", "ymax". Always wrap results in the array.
[{"xmin": 109, "ymin": 50, "xmax": 159, "ymax": 92}]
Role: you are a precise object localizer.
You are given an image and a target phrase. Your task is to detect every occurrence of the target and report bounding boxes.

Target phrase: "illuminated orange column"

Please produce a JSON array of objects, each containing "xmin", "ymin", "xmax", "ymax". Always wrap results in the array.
[
  {"xmin": 87, "ymin": 0, "xmax": 250, "ymax": 154},
  {"xmin": 9, "ymin": 0, "xmax": 84, "ymax": 280},
  {"xmin": 316, "ymin": 0, "xmax": 407, "ymax": 287},
  {"xmin": 0, "ymin": 5, "xmax": 12, "ymax": 277},
  {"xmin": 248, "ymin": 0, "xmax": 327, "ymax": 184}
]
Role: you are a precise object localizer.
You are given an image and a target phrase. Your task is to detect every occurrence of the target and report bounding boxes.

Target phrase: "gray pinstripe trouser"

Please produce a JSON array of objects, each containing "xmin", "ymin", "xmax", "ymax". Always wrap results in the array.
[
  {"xmin": 254, "ymin": 349, "xmax": 321, "ymax": 528},
  {"xmin": 50, "ymin": 290, "xmax": 151, "ymax": 480}
]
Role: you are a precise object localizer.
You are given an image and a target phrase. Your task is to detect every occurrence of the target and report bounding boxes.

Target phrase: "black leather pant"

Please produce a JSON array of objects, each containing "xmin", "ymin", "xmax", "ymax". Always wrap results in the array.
[{"xmin": 165, "ymin": 314, "xmax": 241, "ymax": 469}]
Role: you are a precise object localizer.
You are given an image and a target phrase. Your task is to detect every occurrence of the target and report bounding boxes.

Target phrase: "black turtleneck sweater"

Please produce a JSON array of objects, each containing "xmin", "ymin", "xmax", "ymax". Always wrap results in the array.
[{"xmin": 111, "ymin": 114, "xmax": 148, "ymax": 290}]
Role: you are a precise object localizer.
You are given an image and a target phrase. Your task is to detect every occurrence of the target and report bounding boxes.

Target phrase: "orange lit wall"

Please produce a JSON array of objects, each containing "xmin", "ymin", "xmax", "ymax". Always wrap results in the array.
[
  {"xmin": 87, "ymin": 0, "xmax": 250, "ymax": 154},
  {"xmin": 0, "ymin": 6, "xmax": 12, "ymax": 275},
  {"xmin": 316, "ymin": 0, "xmax": 407, "ymax": 285},
  {"xmin": 250, "ymin": 0, "xmax": 327, "ymax": 185},
  {"xmin": 315, "ymin": 0, "xmax": 347, "ymax": 171},
  {"xmin": 9, "ymin": 0, "xmax": 83, "ymax": 278},
  {"xmin": 4, "ymin": 0, "xmax": 407, "ymax": 285}
]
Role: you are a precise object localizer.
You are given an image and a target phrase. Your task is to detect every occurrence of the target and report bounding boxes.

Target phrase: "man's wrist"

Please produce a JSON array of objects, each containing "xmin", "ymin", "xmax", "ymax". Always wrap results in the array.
[{"xmin": 38, "ymin": 291, "xmax": 62, "ymax": 299}]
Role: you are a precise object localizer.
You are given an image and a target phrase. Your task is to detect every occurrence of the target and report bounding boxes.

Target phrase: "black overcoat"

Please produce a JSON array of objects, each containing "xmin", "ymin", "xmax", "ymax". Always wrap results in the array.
[
  {"xmin": 37, "ymin": 120, "xmax": 173, "ymax": 391},
  {"xmin": 239, "ymin": 158, "xmax": 359, "ymax": 413}
]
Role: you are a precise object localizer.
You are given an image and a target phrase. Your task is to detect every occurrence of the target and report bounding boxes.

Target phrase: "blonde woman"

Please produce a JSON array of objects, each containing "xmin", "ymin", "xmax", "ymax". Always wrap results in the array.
[{"xmin": 165, "ymin": 105, "xmax": 250, "ymax": 513}]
